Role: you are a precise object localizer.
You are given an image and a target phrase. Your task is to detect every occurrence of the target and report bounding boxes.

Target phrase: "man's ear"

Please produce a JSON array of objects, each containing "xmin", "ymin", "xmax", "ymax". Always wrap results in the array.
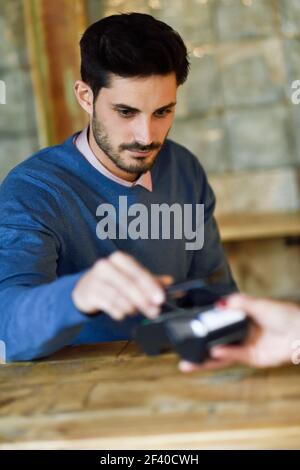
[{"xmin": 74, "ymin": 80, "xmax": 94, "ymax": 115}]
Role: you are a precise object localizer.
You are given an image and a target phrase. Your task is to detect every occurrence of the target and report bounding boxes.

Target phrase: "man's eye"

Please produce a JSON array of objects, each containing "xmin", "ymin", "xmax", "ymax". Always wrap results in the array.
[
  {"xmin": 155, "ymin": 109, "xmax": 172, "ymax": 117},
  {"xmin": 118, "ymin": 109, "xmax": 134, "ymax": 118}
]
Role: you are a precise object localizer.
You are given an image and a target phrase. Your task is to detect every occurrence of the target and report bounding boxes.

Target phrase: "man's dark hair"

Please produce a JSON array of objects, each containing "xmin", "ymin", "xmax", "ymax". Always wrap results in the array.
[{"xmin": 80, "ymin": 12, "xmax": 190, "ymax": 100}]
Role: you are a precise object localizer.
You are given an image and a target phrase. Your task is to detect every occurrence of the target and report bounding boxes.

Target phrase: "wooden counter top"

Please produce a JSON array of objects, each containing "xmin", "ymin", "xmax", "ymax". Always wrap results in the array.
[
  {"xmin": 217, "ymin": 211, "xmax": 300, "ymax": 242},
  {"xmin": 0, "ymin": 341, "xmax": 300, "ymax": 450}
]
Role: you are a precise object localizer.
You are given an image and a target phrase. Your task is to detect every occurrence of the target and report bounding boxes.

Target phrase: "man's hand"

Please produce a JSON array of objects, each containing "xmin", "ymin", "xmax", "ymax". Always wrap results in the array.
[
  {"xmin": 179, "ymin": 293, "xmax": 300, "ymax": 372},
  {"xmin": 72, "ymin": 251, "xmax": 173, "ymax": 320}
]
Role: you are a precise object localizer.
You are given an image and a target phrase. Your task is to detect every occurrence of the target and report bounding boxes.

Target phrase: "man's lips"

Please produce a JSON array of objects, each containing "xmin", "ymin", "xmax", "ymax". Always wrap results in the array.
[{"xmin": 127, "ymin": 149, "xmax": 153, "ymax": 157}]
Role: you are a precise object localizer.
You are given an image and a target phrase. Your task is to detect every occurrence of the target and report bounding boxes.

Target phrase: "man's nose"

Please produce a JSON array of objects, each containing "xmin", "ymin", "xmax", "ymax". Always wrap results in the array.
[{"xmin": 133, "ymin": 117, "xmax": 153, "ymax": 145}]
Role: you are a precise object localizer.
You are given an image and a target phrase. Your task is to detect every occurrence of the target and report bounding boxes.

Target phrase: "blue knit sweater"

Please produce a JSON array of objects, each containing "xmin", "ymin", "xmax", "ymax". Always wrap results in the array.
[{"xmin": 0, "ymin": 133, "xmax": 236, "ymax": 361}]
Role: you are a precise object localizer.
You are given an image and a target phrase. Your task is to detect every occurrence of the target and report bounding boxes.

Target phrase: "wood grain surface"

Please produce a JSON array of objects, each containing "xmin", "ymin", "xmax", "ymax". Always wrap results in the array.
[{"xmin": 0, "ymin": 341, "xmax": 300, "ymax": 449}]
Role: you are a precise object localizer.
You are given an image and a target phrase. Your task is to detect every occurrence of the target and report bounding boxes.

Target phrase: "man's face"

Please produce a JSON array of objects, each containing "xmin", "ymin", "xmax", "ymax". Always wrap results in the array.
[{"xmin": 91, "ymin": 73, "xmax": 177, "ymax": 176}]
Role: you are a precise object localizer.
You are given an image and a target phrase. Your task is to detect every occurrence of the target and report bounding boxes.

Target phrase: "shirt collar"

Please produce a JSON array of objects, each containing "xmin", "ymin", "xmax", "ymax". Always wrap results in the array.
[{"xmin": 74, "ymin": 126, "xmax": 152, "ymax": 192}]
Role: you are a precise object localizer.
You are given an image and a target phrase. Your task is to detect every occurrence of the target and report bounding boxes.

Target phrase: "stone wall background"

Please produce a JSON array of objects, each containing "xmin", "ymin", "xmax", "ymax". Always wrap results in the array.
[{"xmin": 0, "ymin": 0, "xmax": 39, "ymax": 182}]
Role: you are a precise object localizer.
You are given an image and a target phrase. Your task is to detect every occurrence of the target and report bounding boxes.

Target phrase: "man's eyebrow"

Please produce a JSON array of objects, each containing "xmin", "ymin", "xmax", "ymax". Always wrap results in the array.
[
  {"xmin": 155, "ymin": 102, "xmax": 177, "ymax": 111},
  {"xmin": 112, "ymin": 102, "xmax": 177, "ymax": 112}
]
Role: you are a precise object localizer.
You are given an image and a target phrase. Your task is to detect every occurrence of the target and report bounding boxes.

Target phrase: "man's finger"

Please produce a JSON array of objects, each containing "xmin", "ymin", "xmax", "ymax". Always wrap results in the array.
[
  {"xmin": 97, "ymin": 260, "xmax": 160, "ymax": 317},
  {"xmin": 109, "ymin": 252, "xmax": 165, "ymax": 304}
]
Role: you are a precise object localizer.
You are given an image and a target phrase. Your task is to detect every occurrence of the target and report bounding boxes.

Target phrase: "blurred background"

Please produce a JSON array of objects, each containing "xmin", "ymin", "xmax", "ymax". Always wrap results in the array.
[{"xmin": 0, "ymin": 0, "xmax": 299, "ymax": 300}]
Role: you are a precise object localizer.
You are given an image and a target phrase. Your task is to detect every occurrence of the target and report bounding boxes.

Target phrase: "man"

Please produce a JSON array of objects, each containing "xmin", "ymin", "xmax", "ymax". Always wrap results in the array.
[
  {"xmin": 0, "ymin": 13, "xmax": 236, "ymax": 362},
  {"xmin": 180, "ymin": 294, "xmax": 300, "ymax": 371}
]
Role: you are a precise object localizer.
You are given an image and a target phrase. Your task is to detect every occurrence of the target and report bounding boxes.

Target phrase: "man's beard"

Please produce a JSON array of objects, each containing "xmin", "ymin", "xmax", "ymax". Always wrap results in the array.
[{"xmin": 91, "ymin": 112, "xmax": 167, "ymax": 176}]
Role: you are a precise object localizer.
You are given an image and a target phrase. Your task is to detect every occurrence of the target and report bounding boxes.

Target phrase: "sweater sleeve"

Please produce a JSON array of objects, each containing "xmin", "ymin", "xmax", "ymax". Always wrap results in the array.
[
  {"xmin": 0, "ymin": 168, "xmax": 90, "ymax": 362},
  {"xmin": 186, "ymin": 163, "xmax": 238, "ymax": 306}
]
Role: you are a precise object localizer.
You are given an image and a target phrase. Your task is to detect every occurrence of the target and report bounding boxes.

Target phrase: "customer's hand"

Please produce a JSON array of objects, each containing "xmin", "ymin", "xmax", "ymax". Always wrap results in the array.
[
  {"xmin": 179, "ymin": 293, "xmax": 300, "ymax": 372},
  {"xmin": 72, "ymin": 250, "xmax": 173, "ymax": 320}
]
